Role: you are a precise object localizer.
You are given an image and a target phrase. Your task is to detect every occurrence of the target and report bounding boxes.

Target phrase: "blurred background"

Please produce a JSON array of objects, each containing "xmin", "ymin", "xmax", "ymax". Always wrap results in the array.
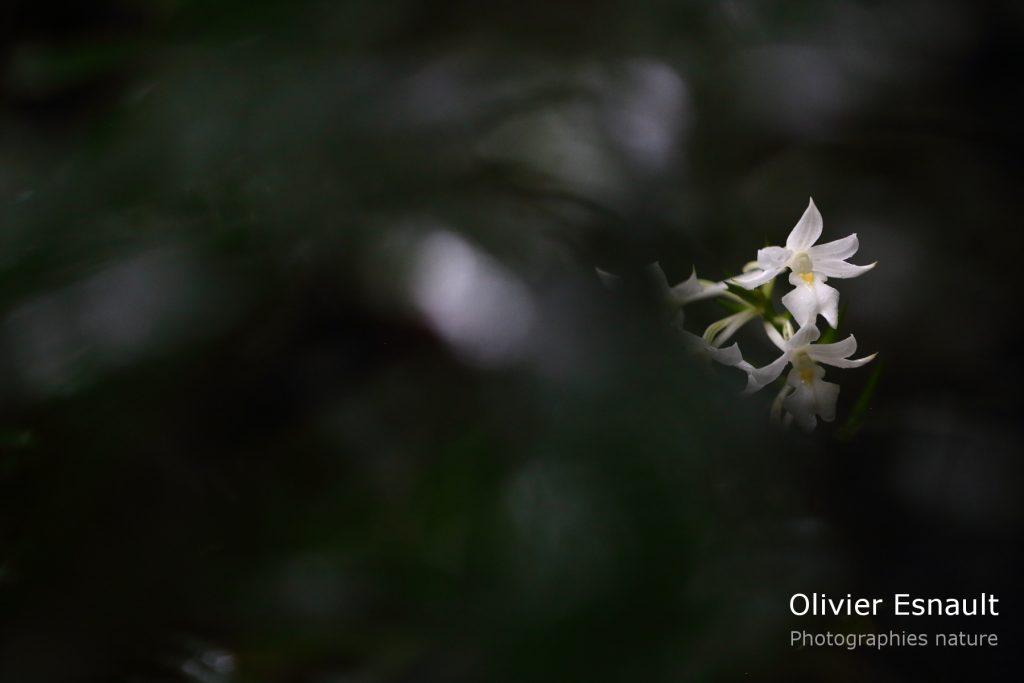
[{"xmin": 1, "ymin": 1, "xmax": 1023, "ymax": 681}]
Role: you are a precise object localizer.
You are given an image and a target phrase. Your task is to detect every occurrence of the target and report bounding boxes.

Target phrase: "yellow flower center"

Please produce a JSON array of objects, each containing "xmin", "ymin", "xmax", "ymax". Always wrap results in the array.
[
  {"xmin": 799, "ymin": 368, "xmax": 815, "ymax": 384},
  {"xmin": 800, "ymin": 272, "xmax": 814, "ymax": 284}
]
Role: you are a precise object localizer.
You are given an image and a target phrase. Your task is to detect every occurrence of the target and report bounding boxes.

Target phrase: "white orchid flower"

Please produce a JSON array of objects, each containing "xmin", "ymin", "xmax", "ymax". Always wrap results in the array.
[
  {"xmin": 730, "ymin": 199, "xmax": 875, "ymax": 328},
  {"xmin": 742, "ymin": 322, "xmax": 876, "ymax": 430}
]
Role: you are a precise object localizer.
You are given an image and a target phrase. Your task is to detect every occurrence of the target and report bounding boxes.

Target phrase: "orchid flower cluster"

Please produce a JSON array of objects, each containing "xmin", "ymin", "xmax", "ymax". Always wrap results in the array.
[{"xmin": 604, "ymin": 199, "xmax": 877, "ymax": 431}]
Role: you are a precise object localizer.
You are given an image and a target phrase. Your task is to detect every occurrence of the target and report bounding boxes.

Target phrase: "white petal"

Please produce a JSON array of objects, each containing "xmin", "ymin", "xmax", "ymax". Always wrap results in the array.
[
  {"xmin": 742, "ymin": 353, "xmax": 790, "ymax": 394},
  {"xmin": 708, "ymin": 342, "xmax": 744, "ymax": 366},
  {"xmin": 813, "ymin": 259, "xmax": 876, "ymax": 279},
  {"xmin": 806, "ymin": 334, "xmax": 857, "ymax": 364},
  {"xmin": 782, "ymin": 275, "xmax": 839, "ymax": 328},
  {"xmin": 730, "ymin": 266, "xmax": 782, "ymax": 289},
  {"xmin": 820, "ymin": 352, "xmax": 877, "ymax": 369},
  {"xmin": 756, "ymin": 246, "xmax": 791, "ymax": 269},
  {"xmin": 808, "ymin": 234, "xmax": 858, "ymax": 261},
  {"xmin": 763, "ymin": 320, "xmax": 787, "ymax": 352},
  {"xmin": 781, "ymin": 286, "xmax": 815, "ymax": 328},
  {"xmin": 788, "ymin": 321, "xmax": 821, "ymax": 348},
  {"xmin": 785, "ymin": 198, "xmax": 823, "ymax": 251},
  {"xmin": 783, "ymin": 371, "xmax": 840, "ymax": 431},
  {"xmin": 817, "ymin": 284, "xmax": 840, "ymax": 328},
  {"xmin": 670, "ymin": 268, "xmax": 727, "ymax": 305}
]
